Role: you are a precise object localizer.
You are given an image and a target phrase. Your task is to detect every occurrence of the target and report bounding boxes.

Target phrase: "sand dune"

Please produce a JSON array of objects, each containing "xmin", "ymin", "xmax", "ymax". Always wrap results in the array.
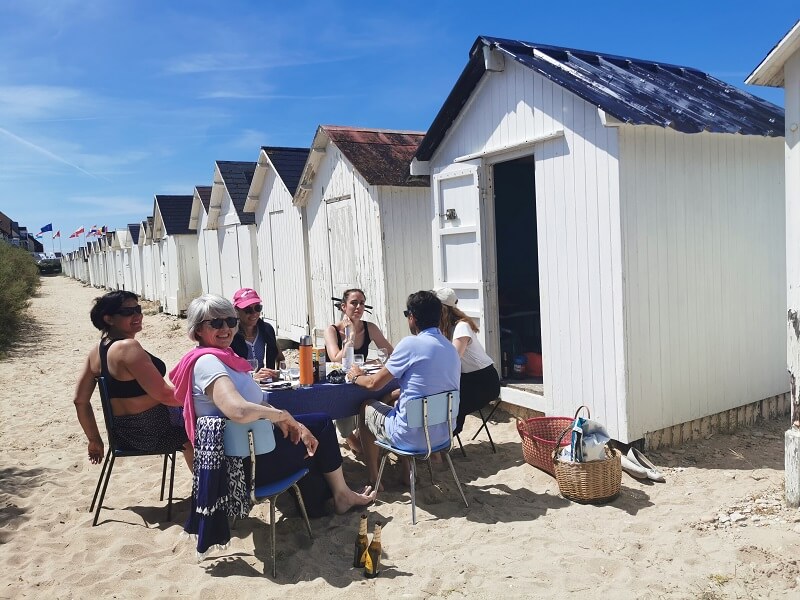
[{"xmin": 1, "ymin": 276, "xmax": 798, "ymax": 598}]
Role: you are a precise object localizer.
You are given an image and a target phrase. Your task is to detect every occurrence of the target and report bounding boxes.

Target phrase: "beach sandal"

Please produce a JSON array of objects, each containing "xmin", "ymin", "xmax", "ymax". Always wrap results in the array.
[{"xmin": 628, "ymin": 448, "xmax": 666, "ymax": 482}]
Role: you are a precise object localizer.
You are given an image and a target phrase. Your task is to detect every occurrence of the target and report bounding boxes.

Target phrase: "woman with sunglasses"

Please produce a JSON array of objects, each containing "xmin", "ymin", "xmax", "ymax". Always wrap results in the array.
[
  {"xmin": 72, "ymin": 291, "xmax": 191, "ymax": 467},
  {"xmin": 324, "ymin": 288, "xmax": 393, "ymax": 454},
  {"xmin": 170, "ymin": 294, "xmax": 375, "ymax": 516},
  {"xmin": 229, "ymin": 288, "xmax": 284, "ymax": 381}
]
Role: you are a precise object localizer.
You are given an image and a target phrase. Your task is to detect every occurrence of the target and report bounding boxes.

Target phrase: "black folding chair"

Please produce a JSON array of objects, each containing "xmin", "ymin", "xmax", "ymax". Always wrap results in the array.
[
  {"xmin": 455, "ymin": 399, "xmax": 500, "ymax": 456},
  {"xmin": 89, "ymin": 376, "xmax": 177, "ymax": 526}
]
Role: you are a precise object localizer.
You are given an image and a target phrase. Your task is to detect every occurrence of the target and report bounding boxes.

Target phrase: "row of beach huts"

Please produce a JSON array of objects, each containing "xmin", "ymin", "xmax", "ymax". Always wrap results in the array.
[{"xmin": 62, "ymin": 35, "xmax": 793, "ymax": 446}]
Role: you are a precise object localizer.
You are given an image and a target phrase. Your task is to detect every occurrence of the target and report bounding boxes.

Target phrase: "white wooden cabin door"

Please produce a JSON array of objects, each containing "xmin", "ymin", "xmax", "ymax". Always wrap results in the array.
[
  {"xmin": 220, "ymin": 226, "xmax": 242, "ymax": 300},
  {"xmin": 326, "ymin": 196, "xmax": 357, "ymax": 320},
  {"xmin": 432, "ymin": 166, "xmax": 490, "ymax": 346},
  {"xmin": 262, "ymin": 211, "xmax": 280, "ymax": 325}
]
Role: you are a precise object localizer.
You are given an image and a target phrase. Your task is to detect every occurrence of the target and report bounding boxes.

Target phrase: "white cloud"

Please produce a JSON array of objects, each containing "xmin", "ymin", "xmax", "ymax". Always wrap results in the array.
[{"xmin": 0, "ymin": 85, "xmax": 93, "ymax": 120}]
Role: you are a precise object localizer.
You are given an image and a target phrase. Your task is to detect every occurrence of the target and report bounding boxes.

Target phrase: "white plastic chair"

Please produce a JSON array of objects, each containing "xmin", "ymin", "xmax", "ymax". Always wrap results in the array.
[
  {"xmin": 373, "ymin": 390, "xmax": 469, "ymax": 524},
  {"xmin": 223, "ymin": 419, "xmax": 313, "ymax": 577}
]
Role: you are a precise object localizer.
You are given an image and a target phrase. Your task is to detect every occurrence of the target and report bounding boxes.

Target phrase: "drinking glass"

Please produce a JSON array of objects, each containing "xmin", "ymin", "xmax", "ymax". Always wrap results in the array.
[
  {"xmin": 289, "ymin": 367, "xmax": 300, "ymax": 380},
  {"xmin": 354, "ymin": 354, "xmax": 365, "ymax": 368},
  {"xmin": 278, "ymin": 360, "xmax": 288, "ymax": 381},
  {"xmin": 248, "ymin": 357, "xmax": 259, "ymax": 374}
]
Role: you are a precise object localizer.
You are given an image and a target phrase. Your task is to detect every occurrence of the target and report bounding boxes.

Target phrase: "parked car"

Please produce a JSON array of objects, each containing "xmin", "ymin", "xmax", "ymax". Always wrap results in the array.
[{"xmin": 31, "ymin": 252, "xmax": 62, "ymax": 274}]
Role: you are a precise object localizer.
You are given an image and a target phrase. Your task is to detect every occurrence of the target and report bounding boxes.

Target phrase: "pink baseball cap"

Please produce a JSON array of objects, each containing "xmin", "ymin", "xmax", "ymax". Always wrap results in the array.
[{"xmin": 232, "ymin": 287, "xmax": 262, "ymax": 309}]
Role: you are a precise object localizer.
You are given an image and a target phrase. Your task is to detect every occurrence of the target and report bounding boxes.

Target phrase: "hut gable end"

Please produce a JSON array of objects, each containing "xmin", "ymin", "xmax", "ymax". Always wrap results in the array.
[
  {"xmin": 216, "ymin": 161, "xmax": 257, "ymax": 225},
  {"xmin": 153, "ymin": 195, "xmax": 195, "ymax": 236},
  {"xmin": 263, "ymin": 147, "xmax": 310, "ymax": 197}
]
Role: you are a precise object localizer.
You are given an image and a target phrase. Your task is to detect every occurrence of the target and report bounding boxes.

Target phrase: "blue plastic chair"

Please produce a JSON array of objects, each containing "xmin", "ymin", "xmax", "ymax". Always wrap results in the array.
[
  {"xmin": 89, "ymin": 376, "xmax": 177, "ymax": 526},
  {"xmin": 374, "ymin": 391, "xmax": 469, "ymax": 524},
  {"xmin": 223, "ymin": 419, "xmax": 313, "ymax": 578}
]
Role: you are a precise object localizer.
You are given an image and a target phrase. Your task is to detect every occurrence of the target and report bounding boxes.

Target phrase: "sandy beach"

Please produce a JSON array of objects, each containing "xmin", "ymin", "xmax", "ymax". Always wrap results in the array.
[{"xmin": 1, "ymin": 276, "xmax": 799, "ymax": 599}]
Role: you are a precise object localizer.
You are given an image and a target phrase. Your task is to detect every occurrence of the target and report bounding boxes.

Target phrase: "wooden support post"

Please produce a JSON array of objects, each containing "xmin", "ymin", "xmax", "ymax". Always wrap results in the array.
[{"xmin": 786, "ymin": 428, "xmax": 800, "ymax": 507}]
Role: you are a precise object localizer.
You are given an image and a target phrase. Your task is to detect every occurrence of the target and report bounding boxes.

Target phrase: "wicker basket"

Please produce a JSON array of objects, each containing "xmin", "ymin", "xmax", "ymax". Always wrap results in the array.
[
  {"xmin": 516, "ymin": 416, "xmax": 574, "ymax": 476},
  {"xmin": 551, "ymin": 424, "xmax": 622, "ymax": 504}
]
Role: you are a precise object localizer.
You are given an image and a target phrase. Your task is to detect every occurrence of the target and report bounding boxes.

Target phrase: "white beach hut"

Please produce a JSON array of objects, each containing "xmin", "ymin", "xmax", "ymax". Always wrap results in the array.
[
  {"xmin": 747, "ymin": 20, "xmax": 800, "ymax": 431},
  {"xmin": 88, "ymin": 239, "xmax": 106, "ymax": 289},
  {"xmin": 188, "ymin": 185, "xmax": 215, "ymax": 295},
  {"xmin": 245, "ymin": 146, "xmax": 311, "ymax": 342},
  {"xmin": 202, "ymin": 161, "xmax": 259, "ymax": 300},
  {"xmin": 152, "ymin": 194, "xmax": 202, "ymax": 316},
  {"xmin": 139, "ymin": 217, "xmax": 157, "ymax": 301},
  {"xmin": 294, "ymin": 125, "xmax": 432, "ymax": 345},
  {"xmin": 101, "ymin": 232, "xmax": 118, "ymax": 291},
  {"xmin": 411, "ymin": 36, "xmax": 788, "ymax": 445},
  {"xmin": 111, "ymin": 228, "xmax": 134, "ymax": 291},
  {"xmin": 127, "ymin": 223, "xmax": 144, "ymax": 296}
]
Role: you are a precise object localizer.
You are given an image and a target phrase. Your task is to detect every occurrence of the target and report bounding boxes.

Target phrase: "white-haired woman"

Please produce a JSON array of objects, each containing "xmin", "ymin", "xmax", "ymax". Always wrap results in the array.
[{"xmin": 170, "ymin": 294, "xmax": 375, "ymax": 515}]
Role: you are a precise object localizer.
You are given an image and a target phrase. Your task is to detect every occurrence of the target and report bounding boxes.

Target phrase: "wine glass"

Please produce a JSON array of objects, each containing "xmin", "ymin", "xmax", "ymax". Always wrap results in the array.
[
  {"xmin": 376, "ymin": 348, "xmax": 389, "ymax": 365},
  {"xmin": 248, "ymin": 357, "xmax": 259, "ymax": 374},
  {"xmin": 278, "ymin": 360, "xmax": 288, "ymax": 381}
]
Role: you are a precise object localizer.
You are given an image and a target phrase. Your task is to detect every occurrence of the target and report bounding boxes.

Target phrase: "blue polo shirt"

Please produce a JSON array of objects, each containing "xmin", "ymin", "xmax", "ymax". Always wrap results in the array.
[{"xmin": 383, "ymin": 327, "xmax": 461, "ymax": 450}]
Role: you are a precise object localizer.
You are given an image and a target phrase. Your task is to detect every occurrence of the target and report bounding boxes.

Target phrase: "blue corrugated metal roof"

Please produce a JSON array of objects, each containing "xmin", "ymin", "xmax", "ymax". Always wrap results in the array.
[
  {"xmin": 261, "ymin": 147, "xmax": 309, "ymax": 196},
  {"xmin": 416, "ymin": 36, "xmax": 784, "ymax": 161}
]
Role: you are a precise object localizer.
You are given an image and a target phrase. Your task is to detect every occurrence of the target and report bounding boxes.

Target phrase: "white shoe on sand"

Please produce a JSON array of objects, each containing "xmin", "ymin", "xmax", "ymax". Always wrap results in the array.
[
  {"xmin": 628, "ymin": 448, "xmax": 666, "ymax": 482},
  {"xmin": 621, "ymin": 454, "xmax": 648, "ymax": 479}
]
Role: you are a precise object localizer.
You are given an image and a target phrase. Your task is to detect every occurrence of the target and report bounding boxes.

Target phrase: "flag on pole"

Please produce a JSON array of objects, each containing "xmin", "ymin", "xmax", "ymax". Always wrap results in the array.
[
  {"xmin": 52, "ymin": 230, "xmax": 60, "ymax": 239},
  {"xmin": 87, "ymin": 225, "xmax": 99, "ymax": 237},
  {"xmin": 34, "ymin": 232, "xmax": 43, "ymax": 239},
  {"xmin": 36, "ymin": 223, "xmax": 53, "ymax": 236},
  {"xmin": 69, "ymin": 226, "xmax": 85, "ymax": 239}
]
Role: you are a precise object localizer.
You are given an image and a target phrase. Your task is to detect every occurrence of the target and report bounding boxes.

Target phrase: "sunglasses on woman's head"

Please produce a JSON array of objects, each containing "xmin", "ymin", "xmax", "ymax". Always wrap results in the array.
[
  {"xmin": 201, "ymin": 317, "xmax": 239, "ymax": 329},
  {"xmin": 114, "ymin": 305, "xmax": 142, "ymax": 316},
  {"xmin": 243, "ymin": 304, "xmax": 262, "ymax": 314}
]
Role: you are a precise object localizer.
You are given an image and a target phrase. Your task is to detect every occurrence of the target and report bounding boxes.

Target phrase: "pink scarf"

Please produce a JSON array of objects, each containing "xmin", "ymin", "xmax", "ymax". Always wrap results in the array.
[{"xmin": 169, "ymin": 346, "xmax": 252, "ymax": 446}]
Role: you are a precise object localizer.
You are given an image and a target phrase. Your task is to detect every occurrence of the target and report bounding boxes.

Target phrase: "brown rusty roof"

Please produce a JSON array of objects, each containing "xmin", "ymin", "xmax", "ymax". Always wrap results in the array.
[{"xmin": 321, "ymin": 125, "xmax": 429, "ymax": 187}]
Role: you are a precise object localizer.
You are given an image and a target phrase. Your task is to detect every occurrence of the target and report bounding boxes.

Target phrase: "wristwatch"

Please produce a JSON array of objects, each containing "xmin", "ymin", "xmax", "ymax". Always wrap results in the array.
[{"xmin": 352, "ymin": 374, "xmax": 361, "ymax": 384}]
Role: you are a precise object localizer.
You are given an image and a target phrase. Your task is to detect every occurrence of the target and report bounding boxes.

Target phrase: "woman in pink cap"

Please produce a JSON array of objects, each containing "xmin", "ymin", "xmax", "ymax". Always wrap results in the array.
[{"xmin": 230, "ymin": 287, "xmax": 284, "ymax": 381}]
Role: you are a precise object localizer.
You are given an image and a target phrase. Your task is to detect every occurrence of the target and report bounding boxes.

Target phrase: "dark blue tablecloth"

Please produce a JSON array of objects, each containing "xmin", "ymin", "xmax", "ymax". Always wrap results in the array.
[{"xmin": 262, "ymin": 380, "xmax": 399, "ymax": 419}]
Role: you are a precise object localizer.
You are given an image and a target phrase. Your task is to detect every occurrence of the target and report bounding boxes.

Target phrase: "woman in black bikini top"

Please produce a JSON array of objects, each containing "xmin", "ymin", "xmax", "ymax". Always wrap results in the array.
[
  {"xmin": 324, "ymin": 288, "xmax": 393, "ymax": 364},
  {"xmin": 72, "ymin": 290, "xmax": 191, "ymax": 467}
]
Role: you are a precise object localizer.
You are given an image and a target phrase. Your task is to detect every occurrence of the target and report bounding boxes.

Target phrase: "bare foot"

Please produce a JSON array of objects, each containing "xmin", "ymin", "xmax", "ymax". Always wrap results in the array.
[
  {"xmin": 399, "ymin": 458, "xmax": 414, "ymax": 488},
  {"xmin": 333, "ymin": 485, "xmax": 376, "ymax": 515},
  {"xmin": 346, "ymin": 431, "xmax": 363, "ymax": 456}
]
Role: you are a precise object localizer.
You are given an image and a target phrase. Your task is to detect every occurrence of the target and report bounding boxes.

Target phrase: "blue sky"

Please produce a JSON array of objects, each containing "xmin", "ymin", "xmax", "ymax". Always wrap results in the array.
[{"xmin": 1, "ymin": 0, "xmax": 796, "ymax": 252}]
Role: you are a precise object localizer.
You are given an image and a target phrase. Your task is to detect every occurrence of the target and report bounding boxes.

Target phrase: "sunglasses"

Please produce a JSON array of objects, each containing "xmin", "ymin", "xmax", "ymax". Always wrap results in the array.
[
  {"xmin": 242, "ymin": 304, "xmax": 263, "ymax": 314},
  {"xmin": 114, "ymin": 305, "xmax": 142, "ymax": 317},
  {"xmin": 201, "ymin": 317, "xmax": 239, "ymax": 329},
  {"xmin": 403, "ymin": 309, "xmax": 413, "ymax": 318}
]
